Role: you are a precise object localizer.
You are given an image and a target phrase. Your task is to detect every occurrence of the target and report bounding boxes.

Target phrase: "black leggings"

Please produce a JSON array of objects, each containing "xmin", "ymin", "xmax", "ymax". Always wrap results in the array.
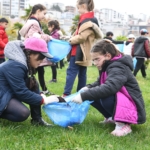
[
  {"xmin": 37, "ymin": 66, "xmax": 47, "ymax": 91},
  {"xmin": 51, "ymin": 65, "xmax": 57, "ymax": 79},
  {"xmin": 0, "ymin": 98, "xmax": 30, "ymax": 122}
]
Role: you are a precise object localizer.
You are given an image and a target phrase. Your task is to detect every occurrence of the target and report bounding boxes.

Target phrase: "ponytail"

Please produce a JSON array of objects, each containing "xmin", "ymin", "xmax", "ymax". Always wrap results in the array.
[
  {"xmin": 23, "ymin": 50, "xmax": 38, "ymax": 91},
  {"xmin": 27, "ymin": 4, "xmax": 46, "ymax": 20},
  {"xmin": 77, "ymin": 0, "xmax": 94, "ymax": 11}
]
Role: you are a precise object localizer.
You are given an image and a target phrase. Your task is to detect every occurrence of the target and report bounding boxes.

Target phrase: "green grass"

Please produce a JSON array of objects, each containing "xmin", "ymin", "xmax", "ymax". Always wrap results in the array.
[{"xmin": 1, "ymin": 63, "xmax": 150, "ymax": 150}]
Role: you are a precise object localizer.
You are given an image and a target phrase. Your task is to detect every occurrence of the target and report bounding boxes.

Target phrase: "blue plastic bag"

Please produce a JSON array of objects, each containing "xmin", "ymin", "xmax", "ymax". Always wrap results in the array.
[
  {"xmin": 47, "ymin": 39, "xmax": 72, "ymax": 63},
  {"xmin": 116, "ymin": 44, "xmax": 124, "ymax": 52},
  {"xmin": 42, "ymin": 93, "xmax": 92, "ymax": 128}
]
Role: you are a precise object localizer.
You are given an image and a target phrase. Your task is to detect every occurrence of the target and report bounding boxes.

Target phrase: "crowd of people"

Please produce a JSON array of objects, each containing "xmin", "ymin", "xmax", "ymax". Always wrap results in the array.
[{"xmin": 0, "ymin": 0, "xmax": 149, "ymax": 137}]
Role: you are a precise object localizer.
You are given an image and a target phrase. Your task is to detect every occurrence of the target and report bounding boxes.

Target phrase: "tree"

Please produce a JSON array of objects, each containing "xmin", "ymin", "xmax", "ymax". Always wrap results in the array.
[
  {"xmin": 69, "ymin": 15, "xmax": 80, "ymax": 34},
  {"xmin": 21, "ymin": 5, "xmax": 32, "ymax": 20},
  {"xmin": 50, "ymin": 5, "xmax": 62, "ymax": 13},
  {"xmin": 13, "ymin": 22, "xmax": 23, "ymax": 40},
  {"xmin": 115, "ymin": 35, "xmax": 127, "ymax": 41}
]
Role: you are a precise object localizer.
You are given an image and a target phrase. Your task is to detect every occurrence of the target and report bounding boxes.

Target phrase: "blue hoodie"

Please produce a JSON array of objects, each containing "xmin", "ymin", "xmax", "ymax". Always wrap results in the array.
[{"xmin": 0, "ymin": 40, "xmax": 42, "ymax": 115}]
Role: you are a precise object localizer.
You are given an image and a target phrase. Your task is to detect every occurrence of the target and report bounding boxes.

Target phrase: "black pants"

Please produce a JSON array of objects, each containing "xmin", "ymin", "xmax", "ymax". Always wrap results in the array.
[
  {"xmin": 91, "ymin": 95, "xmax": 115, "ymax": 118},
  {"xmin": 59, "ymin": 59, "xmax": 64, "ymax": 69},
  {"xmin": 0, "ymin": 88, "xmax": 43, "ymax": 122},
  {"xmin": 0, "ymin": 98, "xmax": 30, "ymax": 122},
  {"xmin": 51, "ymin": 65, "xmax": 57, "ymax": 79},
  {"xmin": 133, "ymin": 58, "xmax": 146, "ymax": 77},
  {"xmin": 37, "ymin": 66, "xmax": 47, "ymax": 91}
]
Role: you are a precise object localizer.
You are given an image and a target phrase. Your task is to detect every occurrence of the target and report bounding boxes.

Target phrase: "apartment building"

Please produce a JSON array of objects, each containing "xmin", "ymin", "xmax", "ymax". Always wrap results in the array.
[{"xmin": 1, "ymin": 0, "xmax": 30, "ymax": 17}]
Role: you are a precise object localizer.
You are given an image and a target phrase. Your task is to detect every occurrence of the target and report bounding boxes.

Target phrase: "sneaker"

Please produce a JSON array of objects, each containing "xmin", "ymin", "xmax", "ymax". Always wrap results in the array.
[
  {"xmin": 99, "ymin": 117, "xmax": 115, "ymax": 124},
  {"xmin": 49, "ymin": 79, "xmax": 57, "ymax": 83},
  {"xmin": 111, "ymin": 122, "xmax": 132, "ymax": 136},
  {"xmin": 42, "ymin": 90, "xmax": 51, "ymax": 95},
  {"xmin": 31, "ymin": 118, "xmax": 53, "ymax": 127}
]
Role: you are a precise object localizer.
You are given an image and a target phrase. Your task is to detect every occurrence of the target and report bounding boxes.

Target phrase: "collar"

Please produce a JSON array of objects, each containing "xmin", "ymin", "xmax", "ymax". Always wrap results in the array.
[
  {"xmin": 79, "ymin": 11, "xmax": 94, "ymax": 23},
  {"xmin": 30, "ymin": 16, "xmax": 42, "ymax": 29}
]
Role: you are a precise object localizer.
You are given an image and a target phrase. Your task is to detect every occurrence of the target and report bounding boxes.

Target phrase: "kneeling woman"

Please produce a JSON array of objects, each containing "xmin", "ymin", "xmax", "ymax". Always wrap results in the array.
[{"xmin": 0, "ymin": 37, "xmax": 59, "ymax": 126}]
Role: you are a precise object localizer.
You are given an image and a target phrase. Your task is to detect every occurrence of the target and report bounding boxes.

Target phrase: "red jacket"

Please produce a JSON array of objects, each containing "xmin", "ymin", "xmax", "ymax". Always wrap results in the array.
[{"xmin": 0, "ymin": 26, "xmax": 8, "ymax": 58}]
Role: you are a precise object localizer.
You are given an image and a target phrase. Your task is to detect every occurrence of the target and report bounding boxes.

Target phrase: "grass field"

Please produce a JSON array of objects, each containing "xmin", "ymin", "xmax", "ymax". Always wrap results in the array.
[{"xmin": 1, "ymin": 62, "xmax": 150, "ymax": 150}]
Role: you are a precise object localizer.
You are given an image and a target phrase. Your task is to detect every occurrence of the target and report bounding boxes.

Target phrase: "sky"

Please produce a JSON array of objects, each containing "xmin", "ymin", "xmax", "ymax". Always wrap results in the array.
[{"xmin": 30, "ymin": 0, "xmax": 150, "ymax": 16}]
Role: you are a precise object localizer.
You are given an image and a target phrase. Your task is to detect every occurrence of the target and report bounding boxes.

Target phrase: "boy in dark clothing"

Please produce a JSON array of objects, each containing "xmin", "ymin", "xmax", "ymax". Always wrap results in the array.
[
  {"xmin": 132, "ymin": 29, "xmax": 150, "ymax": 78},
  {"xmin": 0, "ymin": 18, "xmax": 8, "ymax": 64}
]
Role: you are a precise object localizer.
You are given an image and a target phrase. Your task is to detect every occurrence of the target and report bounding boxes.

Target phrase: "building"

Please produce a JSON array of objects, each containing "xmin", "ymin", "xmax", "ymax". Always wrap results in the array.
[
  {"xmin": 100, "ymin": 8, "xmax": 123, "ymax": 23},
  {"xmin": 65, "ymin": 6, "xmax": 76, "ymax": 13},
  {"xmin": 1, "ymin": 0, "xmax": 28, "ymax": 17}
]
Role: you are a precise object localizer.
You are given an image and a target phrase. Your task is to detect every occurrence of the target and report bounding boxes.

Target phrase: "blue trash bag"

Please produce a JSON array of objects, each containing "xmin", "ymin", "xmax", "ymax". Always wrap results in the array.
[
  {"xmin": 42, "ymin": 93, "xmax": 92, "ymax": 128},
  {"xmin": 116, "ymin": 44, "xmax": 124, "ymax": 52},
  {"xmin": 133, "ymin": 57, "xmax": 137, "ymax": 69},
  {"xmin": 47, "ymin": 39, "xmax": 72, "ymax": 63}
]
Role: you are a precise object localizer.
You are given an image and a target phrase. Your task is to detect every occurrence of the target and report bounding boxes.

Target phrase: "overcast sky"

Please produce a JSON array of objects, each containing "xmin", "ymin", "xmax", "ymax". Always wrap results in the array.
[{"xmin": 30, "ymin": 0, "xmax": 150, "ymax": 15}]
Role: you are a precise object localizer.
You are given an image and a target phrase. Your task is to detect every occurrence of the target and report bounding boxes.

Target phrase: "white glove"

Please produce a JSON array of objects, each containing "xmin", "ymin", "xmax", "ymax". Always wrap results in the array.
[
  {"xmin": 79, "ymin": 87, "xmax": 89, "ymax": 92},
  {"xmin": 43, "ymin": 95, "xmax": 59, "ymax": 105},
  {"xmin": 72, "ymin": 94, "xmax": 83, "ymax": 104},
  {"xmin": 32, "ymin": 32, "xmax": 41, "ymax": 38},
  {"xmin": 49, "ymin": 36, "xmax": 53, "ymax": 40}
]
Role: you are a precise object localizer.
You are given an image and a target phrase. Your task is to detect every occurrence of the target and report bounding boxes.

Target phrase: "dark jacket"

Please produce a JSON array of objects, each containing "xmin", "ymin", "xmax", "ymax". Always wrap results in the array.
[
  {"xmin": 0, "ymin": 40, "xmax": 43, "ymax": 115},
  {"xmin": 0, "ymin": 26, "xmax": 8, "ymax": 58},
  {"xmin": 132, "ymin": 36, "xmax": 150, "ymax": 58},
  {"xmin": 104, "ymin": 37, "xmax": 124, "ymax": 44},
  {"xmin": 81, "ymin": 55, "xmax": 146, "ymax": 124}
]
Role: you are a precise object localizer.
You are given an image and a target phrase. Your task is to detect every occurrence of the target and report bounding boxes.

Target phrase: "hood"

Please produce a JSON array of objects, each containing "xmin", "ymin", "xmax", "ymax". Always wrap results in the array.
[
  {"xmin": 4, "ymin": 40, "xmax": 27, "ymax": 68},
  {"xmin": 103, "ymin": 55, "xmax": 133, "ymax": 72},
  {"xmin": 113, "ymin": 55, "xmax": 133, "ymax": 71},
  {"xmin": 135, "ymin": 36, "xmax": 148, "ymax": 43}
]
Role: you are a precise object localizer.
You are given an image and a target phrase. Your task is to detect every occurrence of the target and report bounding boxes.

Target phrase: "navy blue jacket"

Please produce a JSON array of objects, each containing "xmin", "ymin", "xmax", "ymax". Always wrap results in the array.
[{"xmin": 0, "ymin": 60, "xmax": 42, "ymax": 115}]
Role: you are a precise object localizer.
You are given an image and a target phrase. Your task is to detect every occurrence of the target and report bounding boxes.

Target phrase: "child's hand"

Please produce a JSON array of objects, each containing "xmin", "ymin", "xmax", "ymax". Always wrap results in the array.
[
  {"xmin": 72, "ymin": 94, "xmax": 83, "ymax": 104},
  {"xmin": 79, "ymin": 87, "xmax": 89, "ymax": 92},
  {"xmin": 43, "ymin": 95, "xmax": 59, "ymax": 105},
  {"xmin": 60, "ymin": 36, "xmax": 70, "ymax": 41}
]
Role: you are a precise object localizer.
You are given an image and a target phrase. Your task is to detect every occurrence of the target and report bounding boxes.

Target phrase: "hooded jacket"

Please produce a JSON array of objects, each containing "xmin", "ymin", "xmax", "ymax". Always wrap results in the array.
[
  {"xmin": 132, "ymin": 36, "xmax": 150, "ymax": 58},
  {"xmin": 81, "ymin": 55, "xmax": 146, "ymax": 124},
  {"xmin": 0, "ymin": 26, "xmax": 8, "ymax": 58},
  {"xmin": 0, "ymin": 41, "xmax": 43, "ymax": 115}
]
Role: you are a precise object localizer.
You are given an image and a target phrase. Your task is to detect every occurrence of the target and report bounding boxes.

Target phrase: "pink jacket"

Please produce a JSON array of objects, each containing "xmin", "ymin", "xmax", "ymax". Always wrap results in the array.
[{"xmin": 19, "ymin": 19, "xmax": 52, "ymax": 67}]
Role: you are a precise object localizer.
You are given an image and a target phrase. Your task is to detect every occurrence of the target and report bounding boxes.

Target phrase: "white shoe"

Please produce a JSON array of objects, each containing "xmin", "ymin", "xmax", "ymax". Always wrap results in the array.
[
  {"xmin": 99, "ymin": 117, "xmax": 115, "ymax": 124},
  {"xmin": 42, "ymin": 90, "xmax": 50, "ymax": 95},
  {"xmin": 111, "ymin": 122, "xmax": 132, "ymax": 137}
]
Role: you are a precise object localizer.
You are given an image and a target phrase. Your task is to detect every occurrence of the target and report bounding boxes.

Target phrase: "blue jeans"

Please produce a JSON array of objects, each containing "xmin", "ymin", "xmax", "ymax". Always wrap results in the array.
[
  {"xmin": 0, "ymin": 58, "xmax": 5, "ymax": 64},
  {"xmin": 64, "ymin": 56, "xmax": 87, "ymax": 95},
  {"xmin": 91, "ymin": 95, "xmax": 115, "ymax": 118}
]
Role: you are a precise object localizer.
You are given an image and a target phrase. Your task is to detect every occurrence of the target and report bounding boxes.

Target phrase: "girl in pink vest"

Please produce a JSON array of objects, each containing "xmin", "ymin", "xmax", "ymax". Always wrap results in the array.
[{"xmin": 72, "ymin": 39, "xmax": 146, "ymax": 136}]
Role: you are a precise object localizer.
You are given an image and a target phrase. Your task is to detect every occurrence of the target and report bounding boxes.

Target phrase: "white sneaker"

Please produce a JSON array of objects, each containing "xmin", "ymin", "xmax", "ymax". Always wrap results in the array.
[
  {"xmin": 42, "ymin": 90, "xmax": 50, "ymax": 95},
  {"xmin": 99, "ymin": 117, "xmax": 115, "ymax": 124},
  {"xmin": 111, "ymin": 122, "xmax": 132, "ymax": 136}
]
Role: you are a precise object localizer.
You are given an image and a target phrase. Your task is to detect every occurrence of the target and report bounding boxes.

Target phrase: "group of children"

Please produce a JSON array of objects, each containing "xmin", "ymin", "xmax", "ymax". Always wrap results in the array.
[{"xmin": 0, "ymin": 0, "xmax": 146, "ymax": 137}]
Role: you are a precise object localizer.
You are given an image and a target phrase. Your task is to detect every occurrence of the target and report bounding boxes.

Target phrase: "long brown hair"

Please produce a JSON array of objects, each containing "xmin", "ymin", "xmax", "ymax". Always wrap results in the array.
[
  {"xmin": 77, "ymin": 0, "xmax": 94, "ymax": 11},
  {"xmin": 23, "ymin": 50, "xmax": 45, "ymax": 91},
  {"xmin": 27, "ymin": 4, "xmax": 46, "ymax": 20},
  {"xmin": 91, "ymin": 39, "xmax": 123, "ymax": 58}
]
